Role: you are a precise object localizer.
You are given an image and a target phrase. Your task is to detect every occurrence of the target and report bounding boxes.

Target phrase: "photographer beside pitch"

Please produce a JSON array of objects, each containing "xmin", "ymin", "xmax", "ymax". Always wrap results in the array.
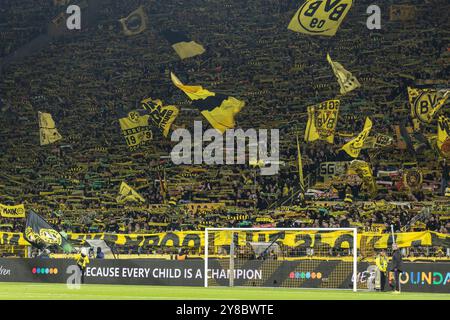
[{"xmin": 75, "ymin": 250, "xmax": 90, "ymax": 284}]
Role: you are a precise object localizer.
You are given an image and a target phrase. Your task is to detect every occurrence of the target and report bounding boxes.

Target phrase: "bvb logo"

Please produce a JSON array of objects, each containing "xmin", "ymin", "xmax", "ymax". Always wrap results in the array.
[
  {"xmin": 16, "ymin": 207, "xmax": 25, "ymax": 216},
  {"xmin": 413, "ymin": 92, "xmax": 436, "ymax": 122},
  {"xmin": 39, "ymin": 229, "xmax": 62, "ymax": 245},
  {"xmin": 404, "ymin": 169, "xmax": 423, "ymax": 190},
  {"xmin": 128, "ymin": 111, "xmax": 140, "ymax": 123},
  {"xmin": 297, "ymin": 0, "xmax": 352, "ymax": 35}
]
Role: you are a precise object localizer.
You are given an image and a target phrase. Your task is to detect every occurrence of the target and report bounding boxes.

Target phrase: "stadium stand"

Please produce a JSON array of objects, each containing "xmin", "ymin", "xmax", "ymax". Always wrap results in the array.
[{"xmin": 0, "ymin": 0, "xmax": 449, "ymax": 260}]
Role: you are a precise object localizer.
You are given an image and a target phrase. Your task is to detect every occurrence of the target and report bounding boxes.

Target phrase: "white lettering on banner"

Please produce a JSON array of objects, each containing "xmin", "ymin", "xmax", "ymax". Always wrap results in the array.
[
  {"xmin": 85, "ymin": 267, "xmax": 121, "ymax": 278},
  {"xmin": 84, "ymin": 266, "xmax": 262, "ymax": 280},
  {"xmin": 152, "ymin": 268, "xmax": 182, "ymax": 279},
  {"xmin": 122, "ymin": 268, "xmax": 152, "ymax": 278},
  {"xmin": 208, "ymin": 269, "xmax": 262, "ymax": 280}
]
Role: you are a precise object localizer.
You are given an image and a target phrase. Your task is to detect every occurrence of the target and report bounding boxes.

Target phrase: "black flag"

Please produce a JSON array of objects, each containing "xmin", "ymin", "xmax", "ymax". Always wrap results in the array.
[{"xmin": 25, "ymin": 210, "xmax": 73, "ymax": 252}]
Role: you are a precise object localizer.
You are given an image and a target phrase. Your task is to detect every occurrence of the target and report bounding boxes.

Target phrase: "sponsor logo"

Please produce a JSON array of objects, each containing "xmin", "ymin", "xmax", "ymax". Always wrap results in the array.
[
  {"xmin": 289, "ymin": 271, "xmax": 322, "ymax": 280},
  {"xmin": 389, "ymin": 271, "xmax": 450, "ymax": 286},
  {"xmin": 32, "ymin": 267, "xmax": 59, "ymax": 275}
]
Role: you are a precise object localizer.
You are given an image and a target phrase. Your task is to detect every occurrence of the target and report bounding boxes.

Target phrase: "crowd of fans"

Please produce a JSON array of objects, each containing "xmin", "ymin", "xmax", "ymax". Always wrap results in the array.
[{"xmin": 0, "ymin": 0, "xmax": 449, "ymax": 256}]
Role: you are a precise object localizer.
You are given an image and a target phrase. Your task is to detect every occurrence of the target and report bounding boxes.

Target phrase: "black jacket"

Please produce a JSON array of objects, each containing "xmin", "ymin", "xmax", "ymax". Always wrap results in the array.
[{"xmin": 391, "ymin": 250, "xmax": 403, "ymax": 271}]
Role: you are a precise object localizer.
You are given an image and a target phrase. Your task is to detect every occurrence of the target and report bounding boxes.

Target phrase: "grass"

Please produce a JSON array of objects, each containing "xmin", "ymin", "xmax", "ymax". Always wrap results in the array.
[{"xmin": 0, "ymin": 282, "xmax": 448, "ymax": 300}]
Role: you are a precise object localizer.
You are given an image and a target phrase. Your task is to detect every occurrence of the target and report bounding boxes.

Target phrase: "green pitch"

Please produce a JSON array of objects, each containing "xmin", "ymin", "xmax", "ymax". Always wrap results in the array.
[{"xmin": 0, "ymin": 282, "xmax": 448, "ymax": 300}]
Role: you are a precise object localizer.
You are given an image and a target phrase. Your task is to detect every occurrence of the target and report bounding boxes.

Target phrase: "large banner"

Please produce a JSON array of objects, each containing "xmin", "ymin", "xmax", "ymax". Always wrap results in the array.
[
  {"xmin": 0, "ymin": 203, "xmax": 26, "ymax": 218},
  {"xmin": 1, "ymin": 230, "xmax": 448, "ymax": 250},
  {"xmin": 0, "ymin": 258, "xmax": 447, "ymax": 293}
]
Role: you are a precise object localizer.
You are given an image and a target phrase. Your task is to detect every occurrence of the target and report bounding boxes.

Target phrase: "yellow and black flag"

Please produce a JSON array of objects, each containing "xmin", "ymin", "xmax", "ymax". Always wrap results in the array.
[
  {"xmin": 288, "ymin": 0, "xmax": 353, "ymax": 37},
  {"xmin": 304, "ymin": 99, "xmax": 340, "ymax": 144},
  {"xmin": 347, "ymin": 160, "xmax": 377, "ymax": 198},
  {"xmin": 170, "ymin": 72, "xmax": 245, "ymax": 134},
  {"xmin": 342, "ymin": 117, "xmax": 373, "ymax": 158},
  {"xmin": 363, "ymin": 133, "xmax": 394, "ymax": 149},
  {"xmin": 327, "ymin": 54, "xmax": 360, "ymax": 95},
  {"xmin": 116, "ymin": 182, "xmax": 146, "ymax": 204},
  {"xmin": 25, "ymin": 210, "xmax": 73, "ymax": 252},
  {"xmin": 409, "ymin": 87, "xmax": 449, "ymax": 123},
  {"xmin": 119, "ymin": 111, "xmax": 152, "ymax": 150},
  {"xmin": 403, "ymin": 168, "xmax": 423, "ymax": 191},
  {"xmin": 161, "ymin": 30, "xmax": 205, "ymax": 60},
  {"xmin": 119, "ymin": 6, "xmax": 147, "ymax": 36},
  {"xmin": 39, "ymin": 112, "xmax": 62, "ymax": 146},
  {"xmin": 437, "ymin": 115, "xmax": 450, "ymax": 158},
  {"xmin": 141, "ymin": 98, "xmax": 179, "ymax": 138}
]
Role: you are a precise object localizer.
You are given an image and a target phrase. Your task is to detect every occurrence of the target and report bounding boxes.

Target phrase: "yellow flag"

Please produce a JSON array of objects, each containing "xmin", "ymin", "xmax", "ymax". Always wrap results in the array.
[
  {"xmin": 141, "ymin": 98, "xmax": 179, "ymax": 138},
  {"xmin": 119, "ymin": 111, "xmax": 152, "ymax": 150},
  {"xmin": 437, "ymin": 115, "xmax": 450, "ymax": 158},
  {"xmin": 327, "ymin": 54, "xmax": 360, "ymax": 95},
  {"xmin": 0, "ymin": 203, "xmax": 26, "ymax": 218},
  {"xmin": 342, "ymin": 117, "xmax": 373, "ymax": 158},
  {"xmin": 116, "ymin": 182, "xmax": 145, "ymax": 204},
  {"xmin": 119, "ymin": 6, "xmax": 147, "ymax": 36},
  {"xmin": 347, "ymin": 160, "xmax": 377, "ymax": 198},
  {"xmin": 288, "ymin": 0, "xmax": 353, "ymax": 37},
  {"xmin": 38, "ymin": 112, "xmax": 62, "ymax": 146},
  {"xmin": 170, "ymin": 72, "xmax": 215, "ymax": 100},
  {"xmin": 304, "ymin": 100, "xmax": 340, "ymax": 144},
  {"xmin": 162, "ymin": 30, "xmax": 205, "ymax": 60},
  {"xmin": 409, "ymin": 87, "xmax": 449, "ymax": 123},
  {"xmin": 170, "ymin": 72, "xmax": 245, "ymax": 134}
]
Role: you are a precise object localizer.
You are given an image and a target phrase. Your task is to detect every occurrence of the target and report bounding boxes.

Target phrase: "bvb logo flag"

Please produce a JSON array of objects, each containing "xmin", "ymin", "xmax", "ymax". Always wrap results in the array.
[
  {"xmin": 304, "ymin": 100, "xmax": 340, "ymax": 144},
  {"xmin": 141, "ymin": 98, "xmax": 179, "ymax": 138},
  {"xmin": 288, "ymin": 0, "xmax": 353, "ymax": 37},
  {"xmin": 0, "ymin": 203, "xmax": 25, "ymax": 218},
  {"xmin": 25, "ymin": 210, "xmax": 73, "ymax": 252},
  {"xmin": 342, "ymin": 117, "xmax": 373, "ymax": 158},
  {"xmin": 348, "ymin": 160, "xmax": 377, "ymax": 198},
  {"xmin": 119, "ymin": 6, "xmax": 148, "ymax": 36},
  {"xmin": 408, "ymin": 87, "xmax": 449, "ymax": 123},
  {"xmin": 403, "ymin": 169, "xmax": 423, "ymax": 190},
  {"xmin": 327, "ymin": 54, "xmax": 360, "ymax": 95},
  {"xmin": 119, "ymin": 111, "xmax": 152, "ymax": 150},
  {"xmin": 116, "ymin": 182, "xmax": 146, "ymax": 204},
  {"xmin": 437, "ymin": 115, "xmax": 450, "ymax": 158},
  {"xmin": 171, "ymin": 72, "xmax": 245, "ymax": 134},
  {"xmin": 38, "ymin": 112, "xmax": 62, "ymax": 146}
]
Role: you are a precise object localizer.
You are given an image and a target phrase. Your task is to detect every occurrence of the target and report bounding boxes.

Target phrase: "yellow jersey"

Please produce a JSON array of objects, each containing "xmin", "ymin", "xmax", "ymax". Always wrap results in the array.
[
  {"xmin": 76, "ymin": 254, "xmax": 90, "ymax": 269},
  {"xmin": 375, "ymin": 255, "xmax": 388, "ymax": 272}
]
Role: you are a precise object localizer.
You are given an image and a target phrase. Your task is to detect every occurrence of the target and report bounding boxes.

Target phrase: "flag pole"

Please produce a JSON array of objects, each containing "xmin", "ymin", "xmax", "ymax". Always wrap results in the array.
[{"xmin": 296, "ymin": 133, "xmax": 305, "ymax": 194}]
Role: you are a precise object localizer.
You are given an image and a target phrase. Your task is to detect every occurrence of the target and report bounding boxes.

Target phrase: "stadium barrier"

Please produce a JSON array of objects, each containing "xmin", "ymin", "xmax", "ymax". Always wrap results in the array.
[{"xmin": 0, "ymin": 258, "xmax": 448, "ymax": 293}]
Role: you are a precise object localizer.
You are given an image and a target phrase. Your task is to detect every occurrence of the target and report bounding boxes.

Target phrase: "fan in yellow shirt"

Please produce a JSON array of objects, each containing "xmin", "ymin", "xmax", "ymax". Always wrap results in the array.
[
  {"xmin": 375, "ymin": 250, "xmax": 388, "ymax": 291},
  {"xmin": 75, "ymin": 251, "xmax": 90, "ymax": 284}
]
